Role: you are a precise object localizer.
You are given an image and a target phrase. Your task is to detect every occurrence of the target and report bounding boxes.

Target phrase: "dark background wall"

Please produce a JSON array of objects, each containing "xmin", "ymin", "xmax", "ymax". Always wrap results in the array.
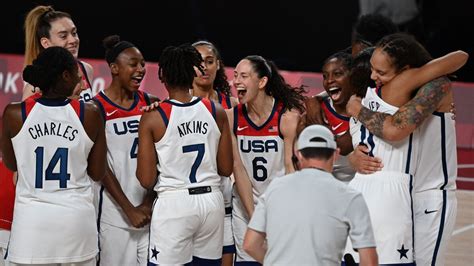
[{"xmin": 1, "ymin": 0, "xmax": 473, "ymax": 81}]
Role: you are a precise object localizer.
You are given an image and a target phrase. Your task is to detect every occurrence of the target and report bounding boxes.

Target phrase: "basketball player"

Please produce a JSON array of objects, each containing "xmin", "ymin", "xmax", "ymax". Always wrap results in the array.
[
  {"xmin": 229, "ymin": 55, "xmax": 305, "ymax": 265},
  {"xmin": 347, "ymin": 33, "xmax": 468, "ymax": 265},
  {"xmin": 300, "ymin": 49, "xmax": 383, "ymax": 177},
  {"xmin": 191, "ymin": 40, "xmax": 238, "ymax": 266},
  {"xmin": 136, "ymin": 44, "xmax": 233, "ymax": 265},
  {"xmin": 93, "ymin": 35, "xmax": 159, "ymax": 266},
  {"xmin": 22, "ymin": 5, "xmax": 94, "ymax": 101},
  {"xmin": 1, "ymin": 46, "xmax": 106, "ymax": 265}
]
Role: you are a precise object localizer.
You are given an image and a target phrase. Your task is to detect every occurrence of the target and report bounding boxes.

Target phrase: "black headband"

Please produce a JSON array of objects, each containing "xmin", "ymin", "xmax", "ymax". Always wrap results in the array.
[{"xmin": 105, "ymin": 41, "xmax": 135, "ymax": 64}]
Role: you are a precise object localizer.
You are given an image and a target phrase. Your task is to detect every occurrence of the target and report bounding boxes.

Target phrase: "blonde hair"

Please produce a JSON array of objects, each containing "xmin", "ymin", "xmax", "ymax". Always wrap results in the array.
[{"xmin": 23, "ymin": 5, "xmax": 71, "ymax": 66}]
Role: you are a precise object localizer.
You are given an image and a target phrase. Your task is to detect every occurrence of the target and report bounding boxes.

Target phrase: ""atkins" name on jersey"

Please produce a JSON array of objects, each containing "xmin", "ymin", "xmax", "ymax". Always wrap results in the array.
[
  {"xmin": 178, "ymin": 120, "xmax": 209, "ymax": 137},
  {"xmin": 28, "ymin": 122, "xmax": 78, "ymax": 141}
]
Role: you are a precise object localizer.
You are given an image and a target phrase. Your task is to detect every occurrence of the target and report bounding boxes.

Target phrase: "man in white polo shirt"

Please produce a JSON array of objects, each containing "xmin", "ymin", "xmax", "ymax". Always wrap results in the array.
[{"xmin": 243, "ymin": 125, "xmax": 378, "ymax": 265}]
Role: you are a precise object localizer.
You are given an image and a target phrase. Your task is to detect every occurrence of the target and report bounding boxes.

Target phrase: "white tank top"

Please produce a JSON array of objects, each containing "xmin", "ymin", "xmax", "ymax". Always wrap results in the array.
[
  {"xmin": 9, "ymin": 98, "xmax": 97, "ymax": 264},
  {"xmin": 93, "ymin": 90, "xmax": 151, "ymax": 229},
  {"xmin": 234, "ymin": 101, "xmax": 286, "ymax": 203},
  {"xmin": 154, "ymin": 97, "xmax": 221, "ymax": 193},
  {"xmin": 414, "ymin": 112, "xmax": 457, "ymax": 191},
  {"xmin": 350, "ymin": 87, "xmax": 418, "ymax": 175}
]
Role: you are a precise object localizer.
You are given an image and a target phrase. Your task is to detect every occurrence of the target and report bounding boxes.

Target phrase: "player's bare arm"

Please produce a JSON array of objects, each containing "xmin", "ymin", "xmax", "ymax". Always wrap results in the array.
[
  {"xmin": 102, "ymin": 165, "xmax": 150, "ymax": 228},
  {"xmin": 382, "ymin": 50, "xmax": 468, "ymax": 107},
  {"xmin": 302, "ymin": 95, "xmax": 325, "ymax": 126},
  {"xmin": 215, "ymin": 104, "xmax": 233, "ymax": 176},
  {"xmin": 226, "ymin": 108, "xmax": 255, "ymax": 217},
  {"xmin": 350, "ymin": 77, "xmax": 451, "ymax": 141},
  {"xmin": 83, "ymin": 102, "xmax": 106, "ymax": 181},
  {"xmin": 358, "ymin": 247, "xmax": 378, "ymax": 266},
  {"xmin": 280, "ymin": 109, "xmax": 300, "ymax": 174},
  {"xmin": 136, "ymin": 110, "xmax": 162, "ymax": 189},
  {"xmin": 243, "ymin": 228, "xmax": 266, "ymax": 263},
  {"xmin": 347, "ymin": 145, "xmax": 383, "ymax": 174},
  {"xmin": 1, "ymin": 103, "xmax": 23, "ymax": 171}
]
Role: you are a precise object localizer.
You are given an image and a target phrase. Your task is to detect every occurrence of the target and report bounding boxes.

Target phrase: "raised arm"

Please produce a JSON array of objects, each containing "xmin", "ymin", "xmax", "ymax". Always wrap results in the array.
[
  {"xmin": 383, "ymin": 50, "xmax": 468, "ymax": 106},
  {"xmin": 348, "ymin": 77, "xmax": 451, "ymax": 141},
  {"xmin": 226, "ymin": 108, "xmax": 255, "ymax": 218}
]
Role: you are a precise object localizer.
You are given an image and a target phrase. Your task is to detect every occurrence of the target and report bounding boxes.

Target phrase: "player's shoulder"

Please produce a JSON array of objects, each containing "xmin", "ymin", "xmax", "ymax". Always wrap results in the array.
[{"xmin": 3, "ymin": 101, "xmax": 22, "ymax": 120}]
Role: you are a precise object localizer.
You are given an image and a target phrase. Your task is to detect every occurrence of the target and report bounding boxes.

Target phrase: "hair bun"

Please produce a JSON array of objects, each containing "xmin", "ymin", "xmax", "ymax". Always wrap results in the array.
[{"xmin": 103, "ymin": 35, "xmax": 121, "ymax": 50}]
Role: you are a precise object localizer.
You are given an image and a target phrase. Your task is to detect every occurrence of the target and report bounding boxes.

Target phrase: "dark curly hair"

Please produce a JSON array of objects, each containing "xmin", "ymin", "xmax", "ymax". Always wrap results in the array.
[
  {"xmin": 350, "ymin": 47, "xmax": 376, "ymax": 97},
  {"xmin": 158, "ymin": 44, "xmax": 204, "ymax": 89},
  {"xmin": 23, "ymin": 46, "xmax": 77, "ymax": 96},
  {"xmin": 376, "ymin": 33, "xmax": 432, "ymax": 73},
  {"xmin": 323, "ymin": 51, "xmax": 353, "ymax": 71},
  {"xmin": 352, "ymin": 14, "xmax": 398, "ymax": 46},
  {"xmin": 245, "ymin": 55, "xmax": 306, "ymax": 112},
  {"xmin": 192, "ymin": 40, "xmax": 231, "ymax": 96}
]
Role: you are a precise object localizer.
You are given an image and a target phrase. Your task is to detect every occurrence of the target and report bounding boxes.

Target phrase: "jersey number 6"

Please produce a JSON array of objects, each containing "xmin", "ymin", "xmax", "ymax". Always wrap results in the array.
[{"xmin": 252, "ymin": 157, "xmax": 268, "ymax": 181}]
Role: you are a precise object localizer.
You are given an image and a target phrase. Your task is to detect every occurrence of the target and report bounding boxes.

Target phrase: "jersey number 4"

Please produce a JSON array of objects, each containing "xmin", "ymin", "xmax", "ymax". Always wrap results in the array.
[
  {"xmin": 34, "ymin": 147, "xmax": 71, "ymax": 189},
  {"xmin": 182, "ymin": 143, "xmax": 205, "ymax": 183}
]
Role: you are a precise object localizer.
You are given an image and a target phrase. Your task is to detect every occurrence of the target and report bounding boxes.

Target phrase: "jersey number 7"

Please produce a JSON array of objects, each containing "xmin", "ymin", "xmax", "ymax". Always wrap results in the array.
[
  {"xmin": 34, "ymin": 147, "xmax": 71, "ymax": 189},
  {"xmin": 182, "ymin": 143, "xmax": 205, "ymax": 183}
]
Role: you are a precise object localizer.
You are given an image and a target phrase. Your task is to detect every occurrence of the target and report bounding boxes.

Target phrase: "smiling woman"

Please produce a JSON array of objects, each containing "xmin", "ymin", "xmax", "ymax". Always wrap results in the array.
[
  {"xmin": 91, "ymin": 34, "xmax": 160, "ymax": 266},
  {"xmin": 22, "ymin": 5, "xmax": 94, "ymax": 101}
]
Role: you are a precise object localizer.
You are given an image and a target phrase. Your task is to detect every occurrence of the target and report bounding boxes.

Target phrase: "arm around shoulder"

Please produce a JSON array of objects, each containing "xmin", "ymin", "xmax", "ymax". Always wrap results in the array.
[{"xmin": 386, "ymin": 50, "xmax": 468, "ymax": 96}]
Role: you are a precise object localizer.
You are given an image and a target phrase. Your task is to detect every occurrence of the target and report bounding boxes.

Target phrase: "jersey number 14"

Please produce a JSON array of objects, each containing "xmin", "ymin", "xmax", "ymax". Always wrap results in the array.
[{"xmin": 34, "ymin": 147, "xmax": 71, "ymax": 188}]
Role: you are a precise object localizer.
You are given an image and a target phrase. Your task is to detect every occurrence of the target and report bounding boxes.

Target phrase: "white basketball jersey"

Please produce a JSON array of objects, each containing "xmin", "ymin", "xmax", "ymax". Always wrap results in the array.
[
  {"xmin": 93, "ymin": 90, "xmax": 151, "ymax": 229},
  {"xmin": 234, "ymin": 101, "xmax": 285, "ymax": 202},
  {"xmin": 350, "ymin": 87, "xmax": 418, "ymax": 174},
  {"xmin": 154, "ymin": 97, "xmax": 221, "ymax": 193},
  {"xmin": 9, "ymin": 98, "xmax": 97, "ymax": 264},
  {"xmin": 414, "ymin": 112, "xmax": 457, "ymax": 192}
]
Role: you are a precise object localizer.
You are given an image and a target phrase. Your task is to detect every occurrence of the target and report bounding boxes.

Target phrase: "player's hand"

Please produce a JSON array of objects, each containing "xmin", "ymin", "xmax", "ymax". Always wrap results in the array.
[
  {"xmin": 140, "ymin": 101, "xmax": 161, "ymax": 112},
  {"xmin": 346, "ymin": 95, "xmax": 363, "ymax": 118},
  {"xmin": 303, "ymin": 96, "xmax": 325, "ymax": 125},
  {"xmin": 348, "ymin": 145, "xmax": 383, "ymax": 174},
  {"xmin": 124, "ymin": 206, "xmax": 150, "ymax": 228}
]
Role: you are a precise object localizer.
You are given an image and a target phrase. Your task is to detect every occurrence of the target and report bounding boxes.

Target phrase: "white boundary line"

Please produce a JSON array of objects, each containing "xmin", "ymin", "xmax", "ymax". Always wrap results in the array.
[
  {"xmin": 458, "ymin": 177, "xmax": 474, "ymax": 182},
  {"xmin": 452, "ymin": 224, "xmax": 474, "ymax": 236},
  {"xmin": 458, "ymin": 164, "xmax": 474, "ymax": 168}
]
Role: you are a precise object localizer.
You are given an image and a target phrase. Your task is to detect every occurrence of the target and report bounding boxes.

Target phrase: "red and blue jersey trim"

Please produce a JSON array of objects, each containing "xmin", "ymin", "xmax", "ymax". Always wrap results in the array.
[{"xmin": 233, "ymin": 101, "xmax": 284, "ymax": 138}]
